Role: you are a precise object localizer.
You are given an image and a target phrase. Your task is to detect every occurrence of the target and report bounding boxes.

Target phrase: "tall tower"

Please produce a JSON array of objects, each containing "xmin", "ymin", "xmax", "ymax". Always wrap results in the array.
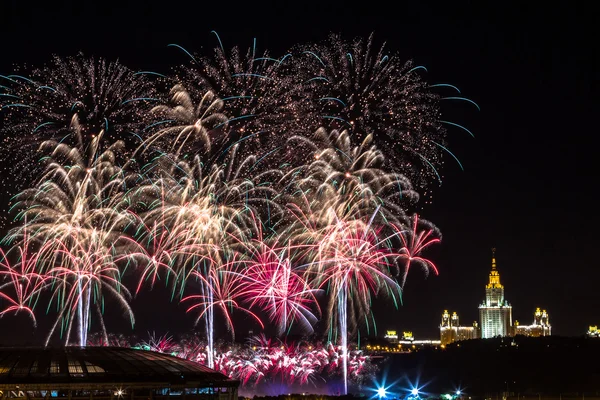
[{"xmin": 479, "ymin": 248, "xmax": 513, "ymax": 338}]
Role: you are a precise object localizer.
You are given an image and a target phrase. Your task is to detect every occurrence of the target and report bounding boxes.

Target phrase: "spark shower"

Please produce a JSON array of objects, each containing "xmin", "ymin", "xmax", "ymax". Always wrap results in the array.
[{"xmin": 0, "ymin": 32, "xmax": 476, "ymax": 393}]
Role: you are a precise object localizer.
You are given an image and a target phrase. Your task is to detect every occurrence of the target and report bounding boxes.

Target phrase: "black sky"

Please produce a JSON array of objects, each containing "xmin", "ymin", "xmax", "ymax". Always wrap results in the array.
[{"xmin": 0, "ymin": 1, "xmax": 598, "ymax": 343}]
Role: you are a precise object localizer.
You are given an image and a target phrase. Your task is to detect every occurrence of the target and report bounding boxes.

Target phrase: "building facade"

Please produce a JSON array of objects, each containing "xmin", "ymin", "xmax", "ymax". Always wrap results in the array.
[
  {"xmin": 440, "ymin": 310, "xmax": 480, "ymax": 345},
  {"xmin": 588, "ymin": 326, "xmax": 600, "ymax": 338},
  {"xmin": 384, "ymin": 330, "xmax": 399, "ymax": 343},
  {"xmin": 514, "ymin": 307, "xmax": 551, "ymax": 337},
  {"xmin": 479, "ymin": 249, "xmax": 513, "ymax": 338}
]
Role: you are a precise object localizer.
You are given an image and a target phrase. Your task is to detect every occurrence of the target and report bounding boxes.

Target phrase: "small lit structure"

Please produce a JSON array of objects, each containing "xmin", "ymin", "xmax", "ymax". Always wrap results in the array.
[
  {"xmin": 588, "ymin": 326, "xmax": 600, "ymax": 338},
  {"xmin": 513, "ymin": 307, "xmax": 551, "ymax": 337},
  {"xmin": 397, "ymin": 339, "xmax": 441, "ymax": 347},
  {"xmin": 384, "ymin": 331, "xmax": 398, "ymax": 343},
  {"xmin": 440, "ymin": 310, "xmax": 480, "ymax": 345},
  {"xmin": 0, "ymin": 347, "xmax": 238, "ymax": 400}
]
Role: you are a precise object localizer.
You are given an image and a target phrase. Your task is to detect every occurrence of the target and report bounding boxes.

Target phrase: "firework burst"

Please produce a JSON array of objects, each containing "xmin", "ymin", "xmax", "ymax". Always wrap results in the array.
[
  {"xmin": 0, "ymin": 54, "xmax": 156, "ymax": 181},
  {"xmin": 293, "ymin": 34, "xmax": 448, "ymax": 187},
  {"xmin": 6, "ymin": 139, "xmax": 134, "ymax": 345},
  {"xmin": 0, "ymin": 35, "xmax": 472, "ymax": 386},
  {"xmin": 232, "ymin": 231, "xmax": 322, "ymax": 336}
]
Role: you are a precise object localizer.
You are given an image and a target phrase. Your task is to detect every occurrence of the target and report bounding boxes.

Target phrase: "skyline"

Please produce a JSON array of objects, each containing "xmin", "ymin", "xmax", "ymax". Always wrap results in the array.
[{"xmin": 0, "ymin": 2, "xmax": 598, "ymax": 342}]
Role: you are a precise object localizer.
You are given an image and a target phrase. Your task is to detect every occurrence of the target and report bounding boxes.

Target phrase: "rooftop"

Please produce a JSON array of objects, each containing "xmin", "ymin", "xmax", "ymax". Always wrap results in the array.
[{"xmin": 0, "ymin": 347, "xmax": 237, "ymax": 389}]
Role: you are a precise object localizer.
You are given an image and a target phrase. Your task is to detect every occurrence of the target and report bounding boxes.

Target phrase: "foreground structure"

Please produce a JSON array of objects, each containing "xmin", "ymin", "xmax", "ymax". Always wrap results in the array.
[{"xmin": 0, "ymin": 347, "xmax": 238, "ymax": 400}]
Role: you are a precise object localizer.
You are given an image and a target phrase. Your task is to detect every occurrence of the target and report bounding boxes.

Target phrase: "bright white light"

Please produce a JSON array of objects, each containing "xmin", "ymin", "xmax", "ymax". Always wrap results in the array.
[
  {"xmin": 456, "ymin": 391, "xmax": 462, "ymax": 396},
  {"xmin": 377, "ymin": 387, "xmax": 387, "ymax": 398},
  {"xmin": 411, "ymin": 388, "xmax": 419, "ymax": 396}
]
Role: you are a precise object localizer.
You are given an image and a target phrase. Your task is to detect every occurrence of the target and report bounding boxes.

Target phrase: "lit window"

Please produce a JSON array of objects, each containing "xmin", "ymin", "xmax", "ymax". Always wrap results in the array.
[
  {"xmin": 50, "ymin": 361, "xmax": 60, "ymax": 374},
  {"xmin": 85, "ymin": 362, "xmax": 105, "ymax": 374},
  {"xmin": 68, "ymin": 358, "xmax": 84, "ymax": 376}
]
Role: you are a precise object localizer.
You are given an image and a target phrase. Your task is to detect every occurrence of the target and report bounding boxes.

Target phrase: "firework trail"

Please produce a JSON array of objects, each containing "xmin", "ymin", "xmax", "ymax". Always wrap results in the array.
[
  {"xmin": 6, "ymin": 139, "xmax": 134, "ymax": 346},
  {"xmin": 397, "ymin": 213, "xmax": 441, "ymax": 286},
  {"xmin": 309, "ymin": 211, "xmax": 404, "ymax": 394},
  {"xmin": 116, "ymin": 218, "xmax": 183, "ymax": 296},
  {"xmin": 41, "ymin": 236, "xmax": 133, "ymax": 346},
  {"xmin": 181, "ymin": 258, "xmax": 265, "ymax": 339},
  {"xmin": 0, "ymin": 232, "xmax": 47, "ymax": 325}
]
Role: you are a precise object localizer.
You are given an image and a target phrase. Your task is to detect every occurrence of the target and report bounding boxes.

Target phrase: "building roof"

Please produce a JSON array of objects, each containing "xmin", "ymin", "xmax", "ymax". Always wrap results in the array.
[{"xmin": 0, "ymin": 347, "xmax": 237, "ymax": 389}]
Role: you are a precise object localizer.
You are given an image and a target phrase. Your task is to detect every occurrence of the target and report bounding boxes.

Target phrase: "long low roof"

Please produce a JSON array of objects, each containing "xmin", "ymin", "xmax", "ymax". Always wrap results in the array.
[{"xmin": 0, "ymin": 347, "xmax": 237, "ymax": 388}]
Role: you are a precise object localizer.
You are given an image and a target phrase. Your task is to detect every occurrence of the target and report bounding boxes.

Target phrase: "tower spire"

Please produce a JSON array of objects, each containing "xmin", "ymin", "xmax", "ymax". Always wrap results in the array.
[{"xmin": 486, "ymin": 247, "xmax": 502, "ymax": 289}]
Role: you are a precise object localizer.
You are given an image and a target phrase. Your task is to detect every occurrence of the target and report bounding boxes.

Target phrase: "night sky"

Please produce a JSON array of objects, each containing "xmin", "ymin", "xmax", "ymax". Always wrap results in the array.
[{"xmin": 0, "ymin": 1, "xmax": 597, "ymax": 343}]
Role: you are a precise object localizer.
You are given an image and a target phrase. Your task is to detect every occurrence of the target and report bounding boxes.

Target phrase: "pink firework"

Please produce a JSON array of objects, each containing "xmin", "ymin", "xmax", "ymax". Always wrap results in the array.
[
  {"xmin": 140, "ymin": 331, "xmax": 180, "ymax": 354},
  {"xmin": 181, "ymin": 260, "xmax": 264, "ymax": 339},
  {"xmin": 313, "ymin": 217, "xmax": 403, "ymax": 334},
  {"xmin": 0, "ymin": 243, "xmax": 46, "ymax": 325},
  {"xmin": 117, "ymin": 220, "xmax": 179, "ymax": 296},
  {"xmin": 39, "ymin": 235, "xmax": 134, "ymax": 346},
  {"xmin": 396, "ymin": 213, "xmax": 441, "ymax": 286},
  {"xmin": 235, "ymin": 235, "xmax": 321, "ymax": 336}
]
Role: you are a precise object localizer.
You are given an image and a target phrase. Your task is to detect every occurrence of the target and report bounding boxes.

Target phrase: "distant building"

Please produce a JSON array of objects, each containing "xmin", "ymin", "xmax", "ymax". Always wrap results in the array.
[
  {"xmin": 439, "ymin": 249, "xmax": 552, "ymax": 340},
  {"xmin": 398, "ymin": 339, "xmax": 441, "ymax": 347},
  {"xmin": 440, "ymin": 310, "xmax": 480, "ymax": 345},
  {"xmin": 384, "ymin": 330, "xmax": 399, "ymax": 343},
  {"xmin": 479, "ymin": 248, "xmax": 513, "ymax": 338},
  {"xmin": 514, "ymin": 307, "xmax": 551, "ymax": 337},
  {"xmin": 588, "ymin": 326, "xmax": 600, "ymax": 337}
]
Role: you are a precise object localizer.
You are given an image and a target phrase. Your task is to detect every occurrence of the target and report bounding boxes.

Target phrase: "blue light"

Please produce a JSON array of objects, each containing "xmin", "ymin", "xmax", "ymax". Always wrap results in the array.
[
  {"xmin": 377, "ymin": 387, "xmax": 387, "ymax": 398},
  {"xmin": 456, "ymin": 391, "xmax": 462, "ymax": 396},
  {"xmin": 411, "ymin": 388, "xmax": 419, "ymax": 396}
]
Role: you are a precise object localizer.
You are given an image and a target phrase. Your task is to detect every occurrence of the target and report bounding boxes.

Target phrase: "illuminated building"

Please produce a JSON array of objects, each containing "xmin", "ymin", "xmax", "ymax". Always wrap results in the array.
[
  {"xmin": 513, "ymin": 307, "xmax": 551, "ymax": 337},
  {"xmin": 479, "ymin": 248, "xmax": 513, "ymax": 338},
  {"xmin": 440, "ymin": 310, "xmax": 480, "ymax": 345},
  {"xmin": 439, "ymin": 249, "xmax": 552, "ymax": 341},
  {"xmin": 402, "ymin": 332, "xmax": 414, "ymax": 341},
  {"xmin": 397, "ymin": 339, "xmax": 441, "ymax": 347},
  {"xmin": 384, "ymin": 330, "xmax": 398, "ymax": 343},
  {"xmin": 588, "ymin": 326, "xmax": 600, "ymax": 337},
  {"xmin": 0, "ymin": 347, "xmax": 239, "ymax": 400}
]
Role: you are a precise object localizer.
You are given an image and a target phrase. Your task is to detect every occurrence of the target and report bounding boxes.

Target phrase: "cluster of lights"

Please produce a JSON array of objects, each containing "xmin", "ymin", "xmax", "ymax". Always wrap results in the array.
[
  {"xmin": 366, "ymin": 344, "xmax": 411, "ymax": 353},
  {"xmin": 366, "ymin": 342, "xmax": 447, "ymax": 353},
  {"xmin": 372, "ymin": 382, "xmax": 463, "ymax": 400}
]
